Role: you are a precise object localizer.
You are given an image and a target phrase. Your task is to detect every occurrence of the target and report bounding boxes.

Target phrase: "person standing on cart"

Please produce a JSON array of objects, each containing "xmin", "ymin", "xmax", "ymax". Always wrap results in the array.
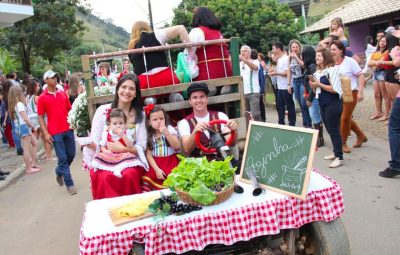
[{"xmin": 177, "ymin": 82, "xmax": 238, "ymax": 161}]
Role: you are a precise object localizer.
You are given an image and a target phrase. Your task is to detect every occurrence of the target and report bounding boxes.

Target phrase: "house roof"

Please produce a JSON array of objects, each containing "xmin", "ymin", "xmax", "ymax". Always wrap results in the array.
[{"xmin": 301, "ymin": 0, "xmax": 400, "ymax": 34}]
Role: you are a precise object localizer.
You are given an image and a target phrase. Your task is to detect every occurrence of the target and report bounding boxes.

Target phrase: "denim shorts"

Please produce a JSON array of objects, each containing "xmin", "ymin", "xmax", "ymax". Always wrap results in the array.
[
  {"xmin": 15, "ymin": 123, "xmax": 31, "ymax": 138},
  {"xmin": 373, "ymin": 70, "xmax": 385, "ymax": 81}
]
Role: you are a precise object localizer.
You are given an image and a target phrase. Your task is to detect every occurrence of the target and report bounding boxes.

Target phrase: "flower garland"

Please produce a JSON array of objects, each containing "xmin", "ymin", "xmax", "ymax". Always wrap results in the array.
[{"xmin": 68, "ymin": 84, "xmax": 115, "ymax": 137}]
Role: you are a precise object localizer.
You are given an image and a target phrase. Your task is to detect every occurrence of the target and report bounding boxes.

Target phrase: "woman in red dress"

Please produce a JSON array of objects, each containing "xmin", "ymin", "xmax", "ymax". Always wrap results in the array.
[
  {"xmin": 189, "ymin": 7, "xmax": 232, "ymax": 92},
  {"xmin": 82, "ymin": 74, "xmax": 148, "ymax": 199}
]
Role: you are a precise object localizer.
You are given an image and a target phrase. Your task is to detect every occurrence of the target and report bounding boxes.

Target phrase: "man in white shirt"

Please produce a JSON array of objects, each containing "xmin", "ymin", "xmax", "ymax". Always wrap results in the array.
[
  {"xmin": 239, "ymin": 45, "xmax": 262, "ymax": 121},
  {"xmin": 178, "ymin": 83, "xmax": 238, "ymax": 160},
  {"xmin": 269, "ymin": 42, "xmax": 296, "ymax": 126}
]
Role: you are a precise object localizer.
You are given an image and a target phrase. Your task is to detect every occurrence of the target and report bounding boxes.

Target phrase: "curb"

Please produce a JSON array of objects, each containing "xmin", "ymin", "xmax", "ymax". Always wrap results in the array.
[{"xmin": 0, "ymin": 148, "xmax": 46, "ymax": 191}]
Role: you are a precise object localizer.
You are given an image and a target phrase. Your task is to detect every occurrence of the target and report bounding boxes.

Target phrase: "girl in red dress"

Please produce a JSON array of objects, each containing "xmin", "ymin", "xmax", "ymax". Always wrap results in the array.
[{"xmin": 142, "ymin": 105, "xmax": 180, "ymax": 191}]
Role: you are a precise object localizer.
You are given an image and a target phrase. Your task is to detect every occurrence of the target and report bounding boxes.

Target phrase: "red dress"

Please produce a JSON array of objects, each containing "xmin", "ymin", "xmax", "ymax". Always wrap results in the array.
[
  {"xmin": 194, "ymin": 26, "xmax": 232, "ymax": 81},
  {"xmin": 86, "ymin": 115, "xmax": 147, "ymax": 200}
]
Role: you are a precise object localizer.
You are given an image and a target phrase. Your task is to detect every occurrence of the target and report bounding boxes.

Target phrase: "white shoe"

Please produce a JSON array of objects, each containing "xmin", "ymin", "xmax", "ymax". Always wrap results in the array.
[
  {"xmin": 324, "ymin": 154, "xmax": 335, "ymax": 160},
  {"xmin": 329, "ymin": 157, "xmax": 343, "ymax": 168}
]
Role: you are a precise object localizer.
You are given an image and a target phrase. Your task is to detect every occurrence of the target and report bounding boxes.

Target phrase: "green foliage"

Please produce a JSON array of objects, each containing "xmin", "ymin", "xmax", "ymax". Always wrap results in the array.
[
  {"xmin": 0, "ymin": 0, "xmax": 87, "ymax": 73},
  {"xmin": 172, "ymin": 0, "xmax": 301, "ymax": 53},
  {"xmin": 0, "ymin": 48, "xmax": 17, "ymax": 74}
]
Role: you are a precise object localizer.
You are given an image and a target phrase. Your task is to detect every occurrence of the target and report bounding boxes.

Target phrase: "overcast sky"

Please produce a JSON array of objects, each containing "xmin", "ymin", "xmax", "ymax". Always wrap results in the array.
[{"xmin": 87, "ymin": 0, "xmax": 182, "ymax": 32}]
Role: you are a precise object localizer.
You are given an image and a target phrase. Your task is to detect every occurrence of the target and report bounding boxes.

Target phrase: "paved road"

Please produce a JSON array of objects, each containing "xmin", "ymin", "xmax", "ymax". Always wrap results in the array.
[{"xmin": 0, "ymin": 85, "xmax": 399, "ymax": 255}]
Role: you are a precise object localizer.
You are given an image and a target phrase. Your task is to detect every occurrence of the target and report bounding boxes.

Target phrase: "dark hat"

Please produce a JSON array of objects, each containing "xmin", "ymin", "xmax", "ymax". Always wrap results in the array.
[{"xmin": 187, "ymin": 82, "xmax": 209, "ymax": 97}]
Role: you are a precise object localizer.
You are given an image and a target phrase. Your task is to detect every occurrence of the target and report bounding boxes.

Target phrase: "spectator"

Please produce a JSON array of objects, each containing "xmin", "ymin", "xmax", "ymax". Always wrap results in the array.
[
  {"xmin": 310, "ymin": 48, "xmax": 343, "ymax": 168},
  {"xmin": 302, "ymin": 45, "xmax": 324, "ymax": 147},
  {"xmin": 269, "ymin": 42, "xmax": 296, "ymax": 126},
  {"xmin": 38, "ymin": 70, "xmax": 77, "ymax": 195},
  {"xmin": 8, "ymin": 86, "xmax": 40, "ymax": 174},
  {"xmin": 330, "ymin": 40, "xmax": 367, "ymax": 152},
  {"xmin": 288, "ymin": 39, "xmax": 312, "ymax": 128},
  {"xmin": 240, "ymin": 46, "xmax": 261, "ymax": 121},
  {"xmin": 368, "ymin": 36, "xmax": 390, "ymax": 121},
  {"xmin": 257, "ymin": 52, "xmax": 267, "ymax": 122}
]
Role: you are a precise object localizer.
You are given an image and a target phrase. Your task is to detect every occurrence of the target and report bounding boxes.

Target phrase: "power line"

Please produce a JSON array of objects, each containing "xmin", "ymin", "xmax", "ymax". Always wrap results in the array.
[{"xmin": 133, "ymin": 0, "xmax": 148, "ymax": 16}]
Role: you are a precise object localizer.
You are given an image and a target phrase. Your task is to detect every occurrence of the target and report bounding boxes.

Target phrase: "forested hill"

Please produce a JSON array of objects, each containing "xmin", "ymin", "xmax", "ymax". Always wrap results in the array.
[{"xmin": 76, "ymin": 11, "xmax": 130, "ymax": 53}]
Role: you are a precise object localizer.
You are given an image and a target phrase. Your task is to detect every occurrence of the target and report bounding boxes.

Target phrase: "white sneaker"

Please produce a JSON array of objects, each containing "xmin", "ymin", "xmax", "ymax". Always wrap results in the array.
[
  {"xmin": 329, "ymin": 158, "xmax": 343, "ymax": 168},
  {"xmin": 324, "ymin": 154, "xmax": 335, "ymax": 160}
]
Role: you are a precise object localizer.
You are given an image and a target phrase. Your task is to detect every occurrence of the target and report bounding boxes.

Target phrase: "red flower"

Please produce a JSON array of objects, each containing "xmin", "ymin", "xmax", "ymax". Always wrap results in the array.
[
  {"xmin": 105, "ymin": 107, "xmax": 112, "ymax": 121},
  {"xmin": 143, "ymin": 104, "xmax": 155, "ymax": 118}
]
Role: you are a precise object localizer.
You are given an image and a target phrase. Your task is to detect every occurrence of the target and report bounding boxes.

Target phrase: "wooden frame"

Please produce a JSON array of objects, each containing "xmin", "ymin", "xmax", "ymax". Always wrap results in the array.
[
  {"xmin": 80, "ymin": 38, "xmax": 244, "ymax": 121},
  {"xmin": 239, "ymin": 122, "xmax": 318, "ymax": 200}
]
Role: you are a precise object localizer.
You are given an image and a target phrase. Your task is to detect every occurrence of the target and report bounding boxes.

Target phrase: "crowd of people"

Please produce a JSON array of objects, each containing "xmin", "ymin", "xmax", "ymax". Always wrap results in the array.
[{"xmin": 1, "ymin": 8, "xmax": 399, "ymax": 198}]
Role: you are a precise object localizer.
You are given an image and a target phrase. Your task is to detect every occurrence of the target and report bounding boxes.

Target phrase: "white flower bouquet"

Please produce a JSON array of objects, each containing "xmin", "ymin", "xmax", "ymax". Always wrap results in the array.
[{"xmin": 68, "ymin": 85, "xmax": 115, "ymax": 137}]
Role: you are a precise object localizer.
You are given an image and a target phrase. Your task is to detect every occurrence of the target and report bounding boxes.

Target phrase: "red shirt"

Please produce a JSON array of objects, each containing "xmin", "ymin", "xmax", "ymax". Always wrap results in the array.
[{"xmin": 37, "ymin": 88, "xmax": 71, "ymax": 136}]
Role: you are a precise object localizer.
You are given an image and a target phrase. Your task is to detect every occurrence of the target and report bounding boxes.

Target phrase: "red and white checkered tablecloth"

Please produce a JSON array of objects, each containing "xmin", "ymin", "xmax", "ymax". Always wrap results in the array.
[{"xmin": 80, "ymin": 170, "xmax": 344, "ymax": 255}]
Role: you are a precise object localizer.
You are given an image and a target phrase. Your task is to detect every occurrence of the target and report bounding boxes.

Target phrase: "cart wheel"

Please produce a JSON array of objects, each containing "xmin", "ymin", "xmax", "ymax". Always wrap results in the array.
[
  {"xmin": 130, "ymin": 243, "xmax": 145, "ymax": 255},
  {"xmin": 307, "ymin": 217, "xmax": 350, "ymax": 255}
]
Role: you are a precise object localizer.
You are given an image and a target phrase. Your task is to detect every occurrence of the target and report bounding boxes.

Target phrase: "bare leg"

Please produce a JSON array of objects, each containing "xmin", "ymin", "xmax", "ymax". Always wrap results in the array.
[
  {"xmin": 22, "ymin": 135, "xmax": 32, "ymax": 171},
  {"xmin": 40, "ymin": 130, "xmax": 53, "ymax": 159},
  {"xmin": 370, "ymin": 80, "xmax": 383, "ymax": 119},
  {"xmin": 30, "ymin": 134, "xmax": 38, "ymax": 167},
  {"xmin": 379, "ymin": 80, "xmax": 391, "ymax": 118}
]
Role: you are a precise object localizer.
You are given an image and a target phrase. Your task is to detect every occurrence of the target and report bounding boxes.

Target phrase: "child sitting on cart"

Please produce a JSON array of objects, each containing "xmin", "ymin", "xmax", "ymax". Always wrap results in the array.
[
  {"xmin": 142, "ymin": 105, "xmax": 180, "ymax": 191},
  {"xmin": 91, "ymin": 108, "xmax": 146, "ymax": 177}
]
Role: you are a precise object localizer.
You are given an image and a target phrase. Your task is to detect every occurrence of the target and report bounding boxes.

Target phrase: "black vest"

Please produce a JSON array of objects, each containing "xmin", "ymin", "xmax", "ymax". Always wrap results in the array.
[{"xmin": 128, "ymin": 32, "xmax": 168, "ymax": 75}]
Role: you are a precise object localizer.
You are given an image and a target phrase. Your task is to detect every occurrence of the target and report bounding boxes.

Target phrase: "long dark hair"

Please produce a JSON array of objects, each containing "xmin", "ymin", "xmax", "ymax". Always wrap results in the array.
[
  {"xmin": 111, "ymin": 74, "xmax": 143, "ymax": 123},
  {"xmin": 192, "ymin": 7, "xmax": 222, "ymax": 30},
  {"xmin": 302, "ymin": 45, "xmax": 316, "ymax": 70},
  {"xmin": 26, "ymin": 79, "xmax": 39, "ymax": 96},
  {"xmin": 145, "ymin": 106, "xmax": 171, "ymax": 150},
  {"xmin": 376, "ymin": 37, "xmax": 387, "ymax": 52},
  {"xmin": 1, "ymin": 80, "xmax": 13, "ymax": 103}
]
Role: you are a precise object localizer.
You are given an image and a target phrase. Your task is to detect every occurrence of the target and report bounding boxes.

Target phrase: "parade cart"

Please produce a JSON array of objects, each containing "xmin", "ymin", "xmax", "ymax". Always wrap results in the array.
[
  {"xmin": 79, "ymin": 39, "xmax": 350, "ymax": 255},
  {"xmin": 79, "ymin": 170, "xmax": 348, "ymax": 255}
]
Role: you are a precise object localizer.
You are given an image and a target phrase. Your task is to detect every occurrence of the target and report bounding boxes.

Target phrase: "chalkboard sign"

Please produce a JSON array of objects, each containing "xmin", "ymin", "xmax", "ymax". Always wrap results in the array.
[{"xmin": 239, "ymin": 122, "xmax": 318, "ymax": 200}]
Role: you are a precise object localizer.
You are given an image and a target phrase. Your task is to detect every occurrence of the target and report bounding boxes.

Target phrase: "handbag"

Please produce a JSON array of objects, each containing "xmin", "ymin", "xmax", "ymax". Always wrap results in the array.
[{"xmin": 340, "ymin": 75, "xmax": 353, "ymax": 103}]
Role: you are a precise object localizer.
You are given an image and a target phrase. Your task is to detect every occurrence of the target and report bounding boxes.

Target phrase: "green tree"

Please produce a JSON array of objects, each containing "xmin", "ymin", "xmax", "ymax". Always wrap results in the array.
[
  {"xmin": 0, "ymin": 48, "xmax": 17, "ymax": 75},
  {"xmin": 172, "ymin": 0, "xmax": 300, "ymax": 53},
  {"xmin": 0, "ymin": 0, "xmax": 88, "ymax": 73}
]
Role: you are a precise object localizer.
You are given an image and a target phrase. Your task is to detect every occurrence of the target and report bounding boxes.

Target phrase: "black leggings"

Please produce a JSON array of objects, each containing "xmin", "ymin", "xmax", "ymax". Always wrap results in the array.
[{"xmin": 320, "ymin": 99, "xmax": 343, "ymax": 159}]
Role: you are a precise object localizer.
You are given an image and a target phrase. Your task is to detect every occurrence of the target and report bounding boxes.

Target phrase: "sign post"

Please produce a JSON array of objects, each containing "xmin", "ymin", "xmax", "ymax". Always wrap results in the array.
[{"xmin": 239, "ymin": 122, "xmax": 318, "ymax": 200}]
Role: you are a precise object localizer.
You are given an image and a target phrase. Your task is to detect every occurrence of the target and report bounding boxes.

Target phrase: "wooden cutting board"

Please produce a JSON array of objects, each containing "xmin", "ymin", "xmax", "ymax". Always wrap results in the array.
[
  {"xmin": 108, "ymin": 195, "xmax": 159, "ymax": 227},
  {"xmin": 108, "ymin": 207, "xmax": 154, "ymax": 227}
]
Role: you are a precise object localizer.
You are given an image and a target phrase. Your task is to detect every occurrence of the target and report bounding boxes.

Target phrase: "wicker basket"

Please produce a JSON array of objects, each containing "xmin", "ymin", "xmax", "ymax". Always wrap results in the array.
[{"xmin": 175, "ymin": 183, "xmax": 235, "ymax": 206}]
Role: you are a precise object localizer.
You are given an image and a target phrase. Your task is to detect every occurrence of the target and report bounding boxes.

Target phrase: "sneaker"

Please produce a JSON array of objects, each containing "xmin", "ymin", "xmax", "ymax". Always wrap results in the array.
[
  {"xmin": 67, "ymin": 186, "xmax": 77, "ymax": 195},
  {"xmin": 329, "ymin": 158, "xmax": 343, "ymax": 168},
  {"xmin": 17, "ymin": 149, "xmax": 23, "ymax": 156},
  {"xmin": 324, "ymin": 154, "xmax": 335, "ymax": 160},
  {"xmin": 56, "ymin": 175, "xmax": 64, "ymax": 186},
  {"xmin": 379, "ymin": 167, "xmax": 400, "ymax": 178}
]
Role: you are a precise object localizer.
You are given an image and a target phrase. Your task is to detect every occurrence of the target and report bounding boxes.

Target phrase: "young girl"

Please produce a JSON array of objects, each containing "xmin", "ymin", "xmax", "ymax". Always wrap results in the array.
[
  {"xmin": 329, "ymin": 17, "xmax": 348, "ymax": 47},
  {"xmin": 26, "ymin": 79, "xmax": 55, "ymax": 161},
  {"xmin": 91, "ymin": 108, "xmax": 146, "ymax": 177},
  {"xmin": 142, "ymin": 105, "xmax": 180, "ymax": 191},
  {"xmin": 8, "ymin": 86, "xmax": 40, "ymax": 173}
]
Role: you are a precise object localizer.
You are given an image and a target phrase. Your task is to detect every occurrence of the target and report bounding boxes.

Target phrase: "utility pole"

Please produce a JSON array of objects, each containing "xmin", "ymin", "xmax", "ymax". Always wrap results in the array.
[{"xmin": 148, "ymin": 0, "xmax": 154, "ymax": 30}]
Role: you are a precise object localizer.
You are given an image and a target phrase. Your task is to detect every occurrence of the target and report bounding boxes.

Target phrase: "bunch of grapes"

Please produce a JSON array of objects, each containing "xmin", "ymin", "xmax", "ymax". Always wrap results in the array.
[
  {"xmin": 153, "ymin": 194, "xmax": 202, "ymax": 215},
  {"xmin": 170, "ymin": 203, "xmax": 202, "ymax": 214}
]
